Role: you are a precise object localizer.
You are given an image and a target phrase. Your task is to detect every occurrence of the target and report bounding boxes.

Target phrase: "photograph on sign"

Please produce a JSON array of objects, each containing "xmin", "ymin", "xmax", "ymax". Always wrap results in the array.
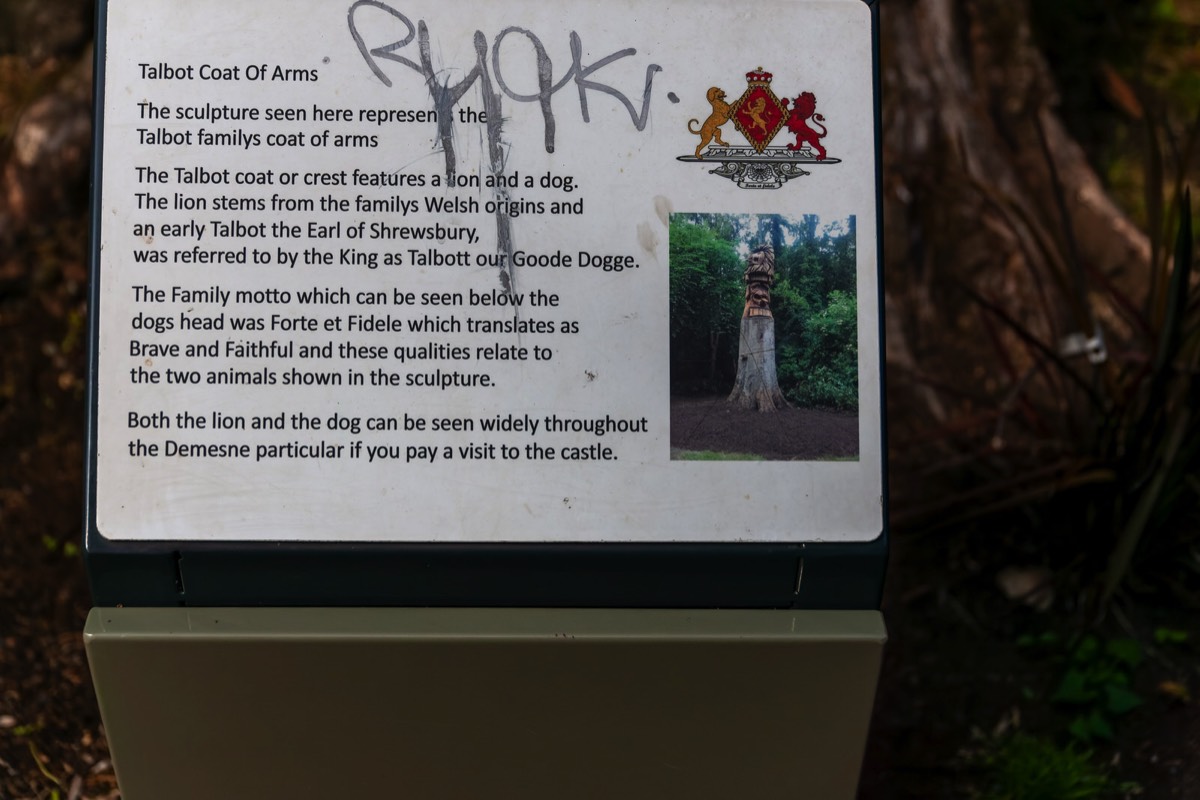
[
  {"xmin": 669, "ymin": 212, "xmax": 859, "ymax": 462},
  {"xmin": 92, "ymin": 0, "xmax": 882, "ymax": 544}
]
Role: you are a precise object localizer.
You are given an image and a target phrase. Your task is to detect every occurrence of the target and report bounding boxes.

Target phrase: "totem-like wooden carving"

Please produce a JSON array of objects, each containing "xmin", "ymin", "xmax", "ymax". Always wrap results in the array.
[{"xmin": 729, "ymin": 244, "xmax": 789, "ymax": 411}]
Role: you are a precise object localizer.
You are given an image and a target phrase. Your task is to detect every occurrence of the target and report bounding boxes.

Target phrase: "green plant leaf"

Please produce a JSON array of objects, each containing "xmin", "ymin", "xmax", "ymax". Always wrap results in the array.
[
  {"xmin": 1053, "ymin": 669, "xmax": 1097, "ymax": 704},
  {"xmin": 1068, "ymin": 715, "xmax": 1094, "ymax": 743},
  {"xmin": 1105, "ymin": 684, "xmax": 1143, "ymax": 715},
  {"xmin": 1106, "ymin": 637, "xmax": 1143, "ymax": 668},
  {"xmin": 1107, "ymin": 670, "xmax": 1130, "ymax": 687},
  {"xmin": 1154, "ymin": 627, "xmax": 1189, "ymax": 645},
  {"xmin": 1152, "ymin": 0, "xmax": 1179, "ymax": 23},
  {"xmin": 1073, "ymin": 635, "xmax": 1100, "ymax": 663},
  {"xmin": 1085, "ymin": 709, "xmax": 1115, "ymax": 741}
]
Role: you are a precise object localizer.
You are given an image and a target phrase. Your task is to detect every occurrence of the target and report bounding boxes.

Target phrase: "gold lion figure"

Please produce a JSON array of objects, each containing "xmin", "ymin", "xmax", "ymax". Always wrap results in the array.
[
  {"xmin": 687, "ymin": 87, "xmax": 732, "ymax": 159},
  {"xmin": 744, "ymin": 97, "xmax": 770, "ymax": 136}
]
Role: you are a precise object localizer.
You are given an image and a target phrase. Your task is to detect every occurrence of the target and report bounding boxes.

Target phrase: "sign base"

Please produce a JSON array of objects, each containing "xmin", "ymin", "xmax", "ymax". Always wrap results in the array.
[{"xmin": 85, "ymin": 607, "xmax": 884, "ymax": 799}]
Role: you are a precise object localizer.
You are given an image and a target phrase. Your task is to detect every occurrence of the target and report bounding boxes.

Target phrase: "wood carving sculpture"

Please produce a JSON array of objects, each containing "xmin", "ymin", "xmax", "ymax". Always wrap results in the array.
[{"xmin": 729, "ymin": 244, "xmax": 788, "ymax": 411}]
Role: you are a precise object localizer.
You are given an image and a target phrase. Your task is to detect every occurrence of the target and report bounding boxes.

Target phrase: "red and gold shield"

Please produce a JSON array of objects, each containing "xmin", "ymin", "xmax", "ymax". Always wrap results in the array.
[{"xmin": 730, "ymin": 68, "xmax": 787, "ymax": 153}]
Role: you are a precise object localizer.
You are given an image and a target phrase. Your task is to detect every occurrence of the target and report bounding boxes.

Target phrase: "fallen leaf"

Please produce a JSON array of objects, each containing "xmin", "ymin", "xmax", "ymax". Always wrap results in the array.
[
  {"xmin": 1158, "ymin": 681, "xmax": 1191, "ymax": 703},
  {"xmin": 1098, "ymin": 62, "xmax": 1145, "ymax": 120}
]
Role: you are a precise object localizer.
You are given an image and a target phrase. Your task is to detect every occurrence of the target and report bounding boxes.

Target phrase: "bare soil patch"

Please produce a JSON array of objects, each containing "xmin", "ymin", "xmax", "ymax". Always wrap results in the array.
[{"xmin": 670, "ymin": 395, "xmax": 860, "ymax": 460}]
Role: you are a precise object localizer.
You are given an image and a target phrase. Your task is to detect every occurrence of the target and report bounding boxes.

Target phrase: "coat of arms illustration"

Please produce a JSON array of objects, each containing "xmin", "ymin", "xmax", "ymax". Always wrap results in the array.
[{"xmin": 679, "ymin": 67, "xmax": 839, "ymax": 189}]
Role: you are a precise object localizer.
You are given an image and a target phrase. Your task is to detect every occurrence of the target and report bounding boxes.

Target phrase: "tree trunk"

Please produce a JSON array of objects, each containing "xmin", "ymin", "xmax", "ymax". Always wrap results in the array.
[
  {"xmin": 880, "ymin": 0, "xmax": 1152, "ymax": 507},
  {"xmin": 728, "ymin": 316, "xmax": 788, "ymax": 412},
  {"xmin": 0, "ymin": 0, "xmax": 93, "ymax": 245}
]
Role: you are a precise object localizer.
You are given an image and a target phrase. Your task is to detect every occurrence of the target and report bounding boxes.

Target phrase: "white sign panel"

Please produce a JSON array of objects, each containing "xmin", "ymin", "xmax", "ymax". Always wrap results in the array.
[{"xmin": 96, "ymin": 0, "xmax": 882, "ymax": 543}]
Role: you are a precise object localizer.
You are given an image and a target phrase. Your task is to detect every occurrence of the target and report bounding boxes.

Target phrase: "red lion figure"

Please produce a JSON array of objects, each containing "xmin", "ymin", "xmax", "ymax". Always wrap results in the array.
[{"xmin": 782, "ymin": 92, "xmax": 827, "ymax": 161}]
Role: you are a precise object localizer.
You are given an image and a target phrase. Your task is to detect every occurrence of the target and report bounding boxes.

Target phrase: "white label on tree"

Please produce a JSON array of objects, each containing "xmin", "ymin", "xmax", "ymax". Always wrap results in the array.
[{"xmin": 97, "ymin": 0, "xmax": 883, "ymax": 542}]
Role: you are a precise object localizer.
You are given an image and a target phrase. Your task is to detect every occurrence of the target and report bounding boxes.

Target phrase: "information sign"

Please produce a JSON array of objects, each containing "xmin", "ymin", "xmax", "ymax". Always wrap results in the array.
[{"xmin": 88, "ymin": 0, "xmax": 884, "ymax": 605}]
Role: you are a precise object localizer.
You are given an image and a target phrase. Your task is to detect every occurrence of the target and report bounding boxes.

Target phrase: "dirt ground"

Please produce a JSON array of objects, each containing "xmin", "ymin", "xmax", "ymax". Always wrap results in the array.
[
  {"xmin": 860, "ymin": 528, "xmax": 1200, "ymax": 799},
  {"xmin": 670, "ymin": 395, "xmax": 860, "ymax": 460},
  {"xmin": 0, "ymin": 227, "xmax": 120, "ymax": 798}
]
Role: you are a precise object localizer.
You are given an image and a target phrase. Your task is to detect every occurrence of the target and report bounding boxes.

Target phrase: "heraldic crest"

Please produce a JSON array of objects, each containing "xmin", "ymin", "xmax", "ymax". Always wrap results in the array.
[{"xmin": 679, "ymin": 67, "xmax": 839, "ymax": 189}]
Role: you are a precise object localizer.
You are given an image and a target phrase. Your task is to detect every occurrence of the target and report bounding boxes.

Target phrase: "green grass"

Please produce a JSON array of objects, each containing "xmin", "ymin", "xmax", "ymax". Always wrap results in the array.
[
  {"xmin": 672, "ymin": 449, "xmax": 764, "ymax": 461},
  {"xmin": 979, "ymin": 734, "xmax": 1132, "ymax": 800}
]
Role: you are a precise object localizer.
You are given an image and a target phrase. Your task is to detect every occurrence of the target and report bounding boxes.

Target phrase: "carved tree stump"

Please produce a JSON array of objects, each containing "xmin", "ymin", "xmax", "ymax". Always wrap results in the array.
[{"xmin": 728, "ymin": 316, "xmax": 788, "ymax": 411}]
